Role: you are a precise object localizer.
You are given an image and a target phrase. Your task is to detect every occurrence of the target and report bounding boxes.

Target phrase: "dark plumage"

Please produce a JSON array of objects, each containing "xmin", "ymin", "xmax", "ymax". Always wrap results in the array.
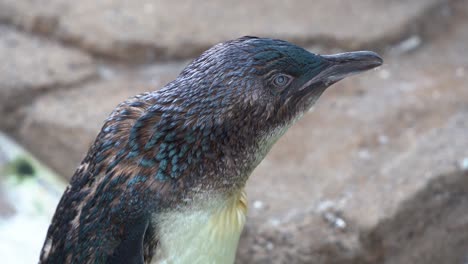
[{"xmin": 39, "ymin": 36, "xmax": 382, "ymax": 264}]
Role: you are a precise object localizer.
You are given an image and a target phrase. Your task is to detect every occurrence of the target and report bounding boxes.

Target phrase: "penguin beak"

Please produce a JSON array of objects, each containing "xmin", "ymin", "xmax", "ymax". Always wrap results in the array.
[
  {"xmin": 318, "ymin": 51, "xmax": 383, "ymax": 84},
  {"xmin": 287, "ymin": 50, "xmax": 383, "ymax": 109}
]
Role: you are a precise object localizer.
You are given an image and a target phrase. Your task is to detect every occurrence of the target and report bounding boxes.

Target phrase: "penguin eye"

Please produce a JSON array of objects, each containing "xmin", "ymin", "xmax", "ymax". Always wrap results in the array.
[{"xmin": 272, "ymin": 74, "xmax": 291, "ymax": 88}]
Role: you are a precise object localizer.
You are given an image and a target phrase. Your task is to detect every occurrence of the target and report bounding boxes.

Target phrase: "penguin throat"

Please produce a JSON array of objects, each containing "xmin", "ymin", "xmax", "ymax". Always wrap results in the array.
[{"xmin": 152, "ymin": 190, "xmax": 247, "ymax": 264}]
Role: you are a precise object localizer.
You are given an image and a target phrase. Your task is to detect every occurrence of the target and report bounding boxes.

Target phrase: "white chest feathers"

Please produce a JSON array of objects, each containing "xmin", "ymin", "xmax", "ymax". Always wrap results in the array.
[{"xmin": 152, "ymin": 191, "xmax": 248, "ymax": 264}]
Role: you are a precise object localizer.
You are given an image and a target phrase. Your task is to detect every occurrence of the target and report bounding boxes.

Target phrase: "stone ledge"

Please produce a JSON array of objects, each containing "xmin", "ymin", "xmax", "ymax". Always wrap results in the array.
[
  {"xmin": 0, "ymin": 0, "xmax": 449, "ymax": 62},
  {"xmin": 0, "ymin": 25, "xmax": 97, "ymax": 131}
]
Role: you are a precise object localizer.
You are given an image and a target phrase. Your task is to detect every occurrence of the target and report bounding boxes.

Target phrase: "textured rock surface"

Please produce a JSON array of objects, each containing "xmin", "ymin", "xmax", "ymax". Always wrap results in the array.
[
  {"xmin": 0, "ymin": 25, "xmax": 96, "ymax": 131},
  {"xmin": 364, "ymin": 170, "xmax": 468, "ymax": 264},
  {"xmin": 1, "ymin": 0, "xmax": 467, "ymax": 263},
  {"xmin": 0, "ymin": 0, "xmax": 448, "ymax": 62},
  {"xmin": 0, "ymin": 26, "xmax": 96, "ymax": 108}
]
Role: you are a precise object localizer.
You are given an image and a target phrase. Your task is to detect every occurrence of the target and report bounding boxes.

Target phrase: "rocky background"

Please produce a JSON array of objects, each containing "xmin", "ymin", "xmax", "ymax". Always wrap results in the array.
[{"xmin": 1, "ymin": 0, "xmax": 468, "ymax": 263}]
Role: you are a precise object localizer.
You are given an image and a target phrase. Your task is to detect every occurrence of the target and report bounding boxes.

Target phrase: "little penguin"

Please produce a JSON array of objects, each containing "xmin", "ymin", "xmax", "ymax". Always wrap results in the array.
[{"xmin": 39, "ymin": 36, "xmax": 382, "ymax": 264}]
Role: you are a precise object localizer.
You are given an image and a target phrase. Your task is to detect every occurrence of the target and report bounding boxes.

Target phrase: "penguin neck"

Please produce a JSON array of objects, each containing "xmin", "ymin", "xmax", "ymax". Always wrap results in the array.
[{"xmin": 152, "ymin": 189, "xmax": 248, "ymax": 264}]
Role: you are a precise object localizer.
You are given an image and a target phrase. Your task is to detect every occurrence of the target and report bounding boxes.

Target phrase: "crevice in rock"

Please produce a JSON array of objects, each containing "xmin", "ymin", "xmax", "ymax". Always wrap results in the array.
[
  {"xmin": 236, "ymin": 169, "xmax": 468, "ymax": 264},
  {"xmin": 356, "ymin": 169, "xmax": 468, "ymax": 264},
  {"xmin": 0, "ymin": 74, "xmax": 100, "ymax": 134}
]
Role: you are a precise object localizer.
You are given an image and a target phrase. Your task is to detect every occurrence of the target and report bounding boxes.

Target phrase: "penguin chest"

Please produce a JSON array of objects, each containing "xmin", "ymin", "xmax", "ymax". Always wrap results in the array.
[{"xmin": 152, "ymin": 191, "xmax": 248, "ymax": 264}]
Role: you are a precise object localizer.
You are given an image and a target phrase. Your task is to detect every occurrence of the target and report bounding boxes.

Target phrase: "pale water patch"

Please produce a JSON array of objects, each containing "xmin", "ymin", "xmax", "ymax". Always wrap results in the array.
[{"xmin": 0, "ymin": 133, "xmax": 65, "ymax": 263}]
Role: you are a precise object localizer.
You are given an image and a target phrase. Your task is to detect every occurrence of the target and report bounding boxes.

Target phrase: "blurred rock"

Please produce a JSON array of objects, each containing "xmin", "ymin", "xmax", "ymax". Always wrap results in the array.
[
  {"xmin": 0, "ymin": 0, "xmax": 449, "ymax": 62},
  {"xmin": 0, "ymin": 25, "xmax": 96, "ymax": 130}
]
